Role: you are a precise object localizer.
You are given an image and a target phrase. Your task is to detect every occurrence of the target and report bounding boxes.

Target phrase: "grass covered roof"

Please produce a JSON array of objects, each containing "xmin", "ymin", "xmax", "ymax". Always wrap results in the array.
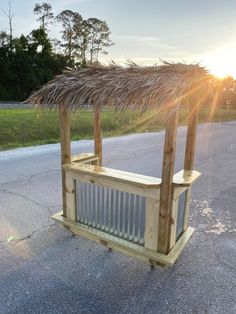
[{"xmin": 26, "ymin": 61, "xmax": 208, "ymax": 113}]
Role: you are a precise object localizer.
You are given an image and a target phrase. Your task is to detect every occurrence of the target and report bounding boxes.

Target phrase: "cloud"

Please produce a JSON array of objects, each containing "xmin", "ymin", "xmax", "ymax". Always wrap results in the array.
[
  {"xmin": 112, "ymin": 34, "xmax": 178, "ymax": 51},
  {"xmin": 108, "ymin": 33, "xmax": 195, "ymax": 62}
]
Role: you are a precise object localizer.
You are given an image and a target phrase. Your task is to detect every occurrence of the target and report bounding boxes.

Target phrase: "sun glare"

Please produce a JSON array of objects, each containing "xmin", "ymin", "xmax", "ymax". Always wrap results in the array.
[
  {"xmin": 203, "ymin": 43, "xmax": 236, "ymax": 79},
  {"xmin": 207, "ymin": 60, "xmax": 234, "ymax": 79}
]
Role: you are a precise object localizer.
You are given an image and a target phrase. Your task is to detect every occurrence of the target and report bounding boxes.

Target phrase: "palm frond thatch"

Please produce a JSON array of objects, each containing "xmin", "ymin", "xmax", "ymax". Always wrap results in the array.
[{"xmin": 26, "ymin": 61, "xmax": 208, "ymax": 113}]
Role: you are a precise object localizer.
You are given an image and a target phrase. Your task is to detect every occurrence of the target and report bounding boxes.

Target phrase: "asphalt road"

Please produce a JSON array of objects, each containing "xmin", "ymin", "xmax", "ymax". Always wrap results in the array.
[{"xmin": 0, "ymin": 122, "xmax": 235, "ymax": 314}]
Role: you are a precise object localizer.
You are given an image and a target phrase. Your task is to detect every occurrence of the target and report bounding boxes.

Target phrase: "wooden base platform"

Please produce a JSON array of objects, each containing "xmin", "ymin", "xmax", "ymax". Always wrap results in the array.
[{"xmin": 52, "ymin": 211, "xmax": 194, "ymax": 267}]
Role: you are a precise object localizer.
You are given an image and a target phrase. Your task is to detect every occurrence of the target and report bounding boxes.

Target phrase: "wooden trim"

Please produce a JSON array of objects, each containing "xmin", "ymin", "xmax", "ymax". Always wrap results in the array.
[
  {"xmin": 184, "ymin": 105, "xmax": 199, "ymax": 171},
  {"xmin": 173, "ymin": 169, "xmax": 201, "ymax": 187},
  {"xmin": 166, "ymin": 225, "xmax": 194, "ymax": 262},
  {"xmin": 173, "ymin": 186, "xmax": 188, "ymax": 199},
  {"xmin": 170, "ymin": 186, "xmax": 188, "ymax": 248},
  {"xmin": 67, "ymin": 168, "xmax": 160, "ymax": 199},
  {"xmin": 63, "ymin": 163, "xmax": 161, "ymax": 187},
  {"xmin": 71, "ymin": 153, "xmax": 99, "ymax": 164},
  {"xmin": 65, "ymin": 170, "xmax": 76, "ymax": 221},
  {"xmin": 158, "ymin": 109, "xmax": 179, "ymax": 254},
  {"xmin": 63, "ymin": 163, "xmax": 161, "ymax": 199},
  {"xmin": 169, "ymin": 195, "xmax": 178, "ymax": 249},
  {"xmin": 52, "ymin": 211, "xmax": 195, "ymax": 266},
  {"xmin": 183, "ymin": 187, "xmax": 192, "ymax": 231},
  {"xmin": 59, "ymin": 107, "xmax": 71, "ymax": 217},
  {"xmin": 144, "ymin": 198, "xmax": 159, "ymax": 250},
  {"xmin": 94, "ymin": 108, "xmax": 102, "ymax": 166}
]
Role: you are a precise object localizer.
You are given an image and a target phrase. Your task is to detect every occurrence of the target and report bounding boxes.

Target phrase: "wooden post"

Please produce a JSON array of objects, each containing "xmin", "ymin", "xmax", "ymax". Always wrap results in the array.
[
  {"xmin": 59, "ymin": 107, "xmax": 71, "ymax": 217},
  {"xmin": 94, "ymin": 108, "xmax": 102, "ymax": 166},
  {"xmin": 169, "ymin": 195, "xmax": 179, "ymax": 249},
  {"xmin": 158, "ymin": 109, "xmax": 179, "ymax": 255},
  {"xmin": 65, "ymin": 171, "xmax": 76, "ymax": 221},
  {"xmin": 145, "ymin": 197, "xmax": 159, "ymax": 251},
  {"xmin": 183, "ymin": 104, "xmax": 199, "ymax": 231},
  {"xmin": 184, "ymin": 105, "xmax": 199, "ymax": 171}
]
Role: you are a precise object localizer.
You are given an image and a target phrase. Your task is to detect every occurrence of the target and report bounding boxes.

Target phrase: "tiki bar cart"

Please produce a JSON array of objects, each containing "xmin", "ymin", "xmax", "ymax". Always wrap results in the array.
[{"xmin": 28, "ymin": 62, "xmax": 207, "ymax": 267}]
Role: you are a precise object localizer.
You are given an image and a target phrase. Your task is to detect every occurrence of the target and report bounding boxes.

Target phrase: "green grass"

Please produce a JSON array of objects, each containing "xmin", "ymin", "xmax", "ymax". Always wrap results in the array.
[{"xmin": 0, "ymin": 107, "xmax": 236, "ymax": 150}]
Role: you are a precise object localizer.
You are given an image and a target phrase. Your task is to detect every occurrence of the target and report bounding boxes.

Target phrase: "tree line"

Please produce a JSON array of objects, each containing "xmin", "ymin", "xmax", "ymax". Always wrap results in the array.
[
  {"xmin": 0, "ymin": 2, "xmax": 236, "ymax": 107},
  {"xmin": 0, "ymin": 2, "xmax": 114, "ymax": 101}
]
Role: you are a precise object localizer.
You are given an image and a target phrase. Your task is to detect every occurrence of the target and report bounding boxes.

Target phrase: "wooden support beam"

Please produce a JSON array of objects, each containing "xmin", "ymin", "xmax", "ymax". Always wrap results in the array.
[
  {"xmin": 183, "ymin": 187, "xmax": 192, "ymax": 231},
  {"xmin": 145, "ymin": 198, "xmax": 159, "ymax": 251},
  {"xmin": 65, "ymin": 170, "xmax": 76, "ymax": 221},
  {"xmin": 184, "ymin": 105, "xmax": 199, "ymax": 171},
  {"xmin": 169, "ymin": 196, "xmax": 178, "ymax": 249},
  {"xmin": 52, "ymin": 211, "xmax": 195, "ymax": 267},
  {"xmin": 183, "ymin": 105, "xmax": 199, "ymax": 231},
  {"xmin": 158, "ymin": 109, "xmax": 179, "ymax": 255},
  {"xmin": 94, "ymin": 108, "xmax": 102, "ymax": 166},
  {"xmin": 59, "ymin": 107, "xmax": 71, "ymax": 217}
]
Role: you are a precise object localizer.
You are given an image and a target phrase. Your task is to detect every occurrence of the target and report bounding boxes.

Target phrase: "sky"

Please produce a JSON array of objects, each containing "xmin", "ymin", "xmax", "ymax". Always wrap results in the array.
[{"xmin": 1, "ymin": 0, "xmax": 236, "ymax": 77}]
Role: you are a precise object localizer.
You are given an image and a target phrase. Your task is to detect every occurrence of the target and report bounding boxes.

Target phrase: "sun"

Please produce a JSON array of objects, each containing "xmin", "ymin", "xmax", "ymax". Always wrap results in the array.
[
  {"xmin": 207, "ymin": 63, "xmax": 232, "ymax": 79},
  {"xmin": 206, "ymin": 59, "xmax": 234, "ymax": 79},
  {"xmin": 203, "ymin": 44, "xmax": 236, "ymax": 79}
]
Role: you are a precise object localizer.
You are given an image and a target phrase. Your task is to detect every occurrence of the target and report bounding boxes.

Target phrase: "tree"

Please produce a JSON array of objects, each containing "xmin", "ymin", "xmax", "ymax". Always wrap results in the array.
[
  {"xmin": 0, "ymin": 31, "xmax": 9, "ymax": 47},
  {"xmin": 0, "ymin": 3, "xmax": 114, "ymax": 101},
  {"xmin": 74, "ymin": 19, "xmax": 91, "ymax": 66},
  {"xmin": 0, "ymin": 29, "xmax": 68, "ymax": 101},
  {"xmin": 56, "ymin": 10, "xmax": 82, "ymax": 63},
  {"xmin": 29, "ymin": 28, "xmax": 52, "ymax": 54},
  {"xmin": 33, "ymin": 2, "xmax": 54, "ymax": 31},
  {"xmin": 2, "ymin": 0, "xmax": 14, "ymax": 49},
  {"xmin": 86, "ymin": 18, "xmax": 114, "ymax": 63},
  {"xmin": 56, "ymin": 10, "xmax": 114, "ymax": 66},
  {"xmin": 221, "ymin": 76, "xmax": 235, "ymax": 109}
]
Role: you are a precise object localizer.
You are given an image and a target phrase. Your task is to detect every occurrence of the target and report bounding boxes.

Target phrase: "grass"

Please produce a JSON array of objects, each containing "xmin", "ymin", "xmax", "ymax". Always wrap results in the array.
[{"xmin": 0, "ymin": 106, "xmax": 236, "ymax": 150}]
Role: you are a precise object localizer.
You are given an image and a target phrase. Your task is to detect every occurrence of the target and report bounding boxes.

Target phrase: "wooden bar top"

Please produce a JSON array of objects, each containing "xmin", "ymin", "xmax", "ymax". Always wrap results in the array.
[
  {"xmin": 64, "ymin": 159, "xmax": 200, "ymax": 188},
  {"xmin": 64, "ymin": 163, "xmax": 162, "ymax": 187}
]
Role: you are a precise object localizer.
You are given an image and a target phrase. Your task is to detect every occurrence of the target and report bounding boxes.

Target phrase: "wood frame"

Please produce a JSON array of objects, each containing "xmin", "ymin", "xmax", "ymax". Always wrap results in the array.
[
  {"xmin": 184, "ymin": 105, "xmax": 199, "ymax": 171},
  {"xmin": 55, "ymin": 160, "xmax": 200, "ymax": 265},
  {"xmin": 182, "ymin": 105, "xmax": 200, "ymax": 232},
  {"xmin": 57, "ymin": 100, "xmax": 201, "ymax": 266},
  {"xmin": 169, "ymin": 186, "xmax": 187, "ymax": 249},
  {"xmin": 144, "ymin": 198, "xmax": 159, "ymax": 251},
  {"xmin": 94, "ymin": 108, "xmax": 102, "ymax": 166},
  {"xmin": 63, "ymin": 163, "xmax": 161, "ymax": 199},
  {"xmin": 71, "ymin": 153, "xmax": 99, "ymax": 164},
  {"xmin": 59, "ymin": 107, "xmax": 71, "ymax": 217},
  {"xmin": 65, "ymin": 170, "xmax": 76, "ymax": 221},
  {"xmin": 158, "ymin": 109, "xmax": 179, "ymax": 254},
  {"xmin": 52, "ymin": 211, "xmax": 194, "ymax": 266}
]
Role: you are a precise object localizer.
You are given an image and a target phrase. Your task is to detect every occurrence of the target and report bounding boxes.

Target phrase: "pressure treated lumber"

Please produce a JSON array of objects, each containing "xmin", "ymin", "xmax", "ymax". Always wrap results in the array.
[
  {"xmin": 59, "ymin": 107, "xmax": 71, "ymax": 217},
  {"xmin": 184, "ymin": 106, "xmax": 199, "ymax": 171},
  {"xmin": 65, "ymin": 171, "xmax": 76, "ymax": 221},
  {"xmin": 183, "ymin": 105, "xmax": 199, "ymax": 231},
  {"xmin": 71, "ymin": 153, "xmax": 99, "ymax": 164},
  {"xmin": 183, "ymin": 187, "xmax": 192, "ymax": 231},
  {"xmin": 158, "ymin": 109, "xmax": 179, "ymax": 255},
  {"xmin": 169, "ymin": 196, "xmax": 178, "ymax": 249},
  {"xmin": 94, "ymin": 109, "xmax": 102, "ymax": 166},
  {"xmin": 173, "ymin": 169, "xmax": 201, "ymax": 187},
  {"xmin": 64, "ymin": 163, "xmax": 161, "ymax": 187},
  {"xmin": 144, "ymin": 198, "xmax": 159, "ymax": 250},
  {"xmin": 52, "ymin": 211, "xmax": 195, "ymax": 266},
  {"xmin": 64, "ymin": 163, "xmax": 161, "ymax": 199}
]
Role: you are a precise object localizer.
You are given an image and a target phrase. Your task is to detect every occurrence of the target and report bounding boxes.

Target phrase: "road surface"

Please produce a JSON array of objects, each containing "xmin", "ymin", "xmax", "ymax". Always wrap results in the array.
[{"xmin": 0, "ymin": 122, "xmax": 235, "ymax": 314}]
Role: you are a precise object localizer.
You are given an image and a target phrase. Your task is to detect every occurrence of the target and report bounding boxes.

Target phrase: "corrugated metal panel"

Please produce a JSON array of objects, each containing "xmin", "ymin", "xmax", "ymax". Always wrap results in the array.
[{"xmin": 76, "ymin": 181, "xmax": 146, "ymax": 245}]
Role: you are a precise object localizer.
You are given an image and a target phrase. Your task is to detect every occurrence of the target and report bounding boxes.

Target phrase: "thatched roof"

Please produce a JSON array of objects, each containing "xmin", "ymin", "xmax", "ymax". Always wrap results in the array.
[{"xmin": 26, "ymin": 61, "xmax": 208, "ymax": 112}]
